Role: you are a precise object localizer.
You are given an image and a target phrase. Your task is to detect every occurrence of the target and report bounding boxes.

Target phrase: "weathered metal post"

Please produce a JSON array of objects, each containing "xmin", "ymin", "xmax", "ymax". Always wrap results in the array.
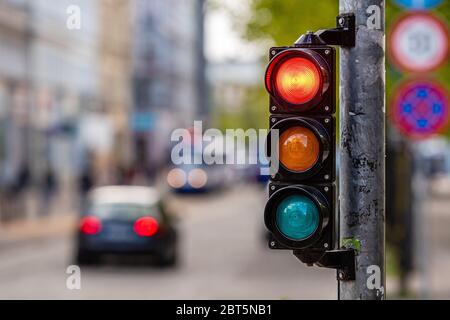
[{"xmin": 338, "ymin": 0, "xmax": 386, "ymax": 300}]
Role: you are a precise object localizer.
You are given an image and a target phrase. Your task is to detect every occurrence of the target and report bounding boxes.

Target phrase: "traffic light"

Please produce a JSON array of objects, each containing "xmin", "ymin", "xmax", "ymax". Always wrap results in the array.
[{"xmin": 264, "ymin": 34, "xmax": 336, "ymax": 259}]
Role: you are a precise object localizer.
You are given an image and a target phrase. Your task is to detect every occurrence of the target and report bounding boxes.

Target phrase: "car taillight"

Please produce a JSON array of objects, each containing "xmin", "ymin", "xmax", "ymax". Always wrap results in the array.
[
  {"xmin": 134, "ymin": 217, "xmax": 159, "ymax": 237},
  {"xmin": 80, "ymin": 216, "xmax": 102, "ymax": 235}
]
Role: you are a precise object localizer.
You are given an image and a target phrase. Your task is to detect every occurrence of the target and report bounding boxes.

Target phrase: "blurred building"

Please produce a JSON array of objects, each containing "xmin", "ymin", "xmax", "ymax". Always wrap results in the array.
[
  {"xmin": 0, "ymin": 0, "xmax": 207, "ymax": 220},
  {"xmin": 0, "ymin": 0, "xmax": 29, "ymax": 191},
  {"xmin": 0, "ymin": 0, "xmax": 134, "ymax": 220},
  {"xmin": 97, "ymin": 0, "xmax": 133, "ymax": 183},
  {"xmin": 29, "ymin": 0, "xmax": 99, "ymax": 189},
  {"xmin": 131, "ymin": 0, "xmax": 206, "ymax": 177}
]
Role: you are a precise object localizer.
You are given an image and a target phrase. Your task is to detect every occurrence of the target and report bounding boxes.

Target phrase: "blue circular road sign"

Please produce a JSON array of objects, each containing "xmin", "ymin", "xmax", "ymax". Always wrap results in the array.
[
  {"xmin": 393, "ymin": 0, "xmax": 444, "ymax": 10},
  {"xmin": 392, "ymin": 80, "xmax": 449, "ymax": 139}
]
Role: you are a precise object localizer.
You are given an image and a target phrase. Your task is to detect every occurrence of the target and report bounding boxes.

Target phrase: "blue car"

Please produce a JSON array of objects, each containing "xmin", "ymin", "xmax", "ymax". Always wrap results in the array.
[
  {"xmin": 75, "ymin": 186, "xmax": 178, "ymax": 267},
  {"xmin": 167, "ymin": 162, "xmax": 233, "ymax": 193}
]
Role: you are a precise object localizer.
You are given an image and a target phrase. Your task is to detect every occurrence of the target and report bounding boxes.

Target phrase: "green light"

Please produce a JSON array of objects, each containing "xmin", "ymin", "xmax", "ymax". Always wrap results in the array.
[{"xmin": 276, "ymin": 194, "xmax": 319, "ymax": 240}]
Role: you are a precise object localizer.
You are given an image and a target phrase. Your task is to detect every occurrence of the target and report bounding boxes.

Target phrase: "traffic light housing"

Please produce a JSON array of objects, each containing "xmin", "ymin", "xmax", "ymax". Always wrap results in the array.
[
  {"xmin": 265, "ymin": 184, "xmax": 335, "ymax": 251},
  {"xmin": 263, "ymin": 15, "xmax": 357, "ymax": 280},
  {"xmin": 267, "ymin": 116, "xmax": 335, "ymax": 183},
  {"xmin": 265, "ymin": 47, "xmax": 335, "ymax": 114},
  {"xmin": 264, "ymin": 40, "xmax": 337, "ymax": 259}
]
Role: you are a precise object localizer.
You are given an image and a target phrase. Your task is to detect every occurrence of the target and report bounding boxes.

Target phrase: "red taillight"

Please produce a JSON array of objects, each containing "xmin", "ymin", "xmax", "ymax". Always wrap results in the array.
[
  {"xmin": 134, "ymin": 217, "xmax": 159, "ymax": 237},
  {"xmin": 80, "ymin": 216, "xmax": 102, "ymax": 235},
  {"xmin": 274, "ymin": 57, "xmax": 321, "ymax": 105}
]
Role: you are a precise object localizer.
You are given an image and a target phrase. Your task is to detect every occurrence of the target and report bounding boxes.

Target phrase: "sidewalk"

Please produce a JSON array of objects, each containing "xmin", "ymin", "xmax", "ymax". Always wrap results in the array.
[
  {"xmin": 0, "ymin": 185, "xmax": 79, "ymax": 248},
  {"xmin": 0, "ymin": 213, "xmax": 76, "ymax": 249}
]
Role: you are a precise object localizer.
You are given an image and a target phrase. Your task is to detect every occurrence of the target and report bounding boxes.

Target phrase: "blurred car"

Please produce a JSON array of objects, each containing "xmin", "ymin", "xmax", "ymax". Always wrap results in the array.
[
  {"xmin": 167, "ymin": 158, "xmax": 234, "ymax": 193},
  {"xmin": 75, "ymin": 186, "xmax": 178, "ymax": 266},
  {"xmin": 252, "ymin": 163, "xmax": 271, "ymax": 185},
  {"xmin": 233, "ymin": 148, "xmax": 270, "ymax": 186}
]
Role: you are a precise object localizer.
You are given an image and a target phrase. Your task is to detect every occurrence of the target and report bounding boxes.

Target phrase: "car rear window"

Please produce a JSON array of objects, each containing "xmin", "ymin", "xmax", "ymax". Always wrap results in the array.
[{"xmin": 88, "ymin": 203, "xmax": 162, "ymax": 221}]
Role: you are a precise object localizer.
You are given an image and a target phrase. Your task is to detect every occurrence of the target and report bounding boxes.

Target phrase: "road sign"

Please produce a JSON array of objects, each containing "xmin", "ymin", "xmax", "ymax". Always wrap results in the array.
[
  {"xmin": 389, "ymin": 12, "xmax": 448, "ymax": 73},
  {"xmin": 393, "ymin": 0, "xmax": 443, "ymax": 10},
  {"xmin": 392, "ymin": 80, "xmax": 449, "ymax": 139}
]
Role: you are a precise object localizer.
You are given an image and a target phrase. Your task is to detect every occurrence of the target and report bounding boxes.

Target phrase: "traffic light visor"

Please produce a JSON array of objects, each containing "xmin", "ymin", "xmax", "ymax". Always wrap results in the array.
[
  {"xmin": 275, "ymin": 194, "xmax": 320, "ymax": 240},
  {"xmin": 279, "ymin": 126, "xmax": 320, "ymax": 172}
]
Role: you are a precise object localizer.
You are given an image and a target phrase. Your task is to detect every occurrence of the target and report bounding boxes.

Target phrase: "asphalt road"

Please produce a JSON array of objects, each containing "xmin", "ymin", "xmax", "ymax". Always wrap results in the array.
[{"xmin": 0, "ymin": 184, "xmax": 337, "ymax": 299}]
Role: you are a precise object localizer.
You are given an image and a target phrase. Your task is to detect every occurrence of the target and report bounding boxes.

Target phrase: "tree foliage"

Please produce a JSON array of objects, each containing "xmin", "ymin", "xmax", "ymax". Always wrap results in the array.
[{"xmin": 230, "ymin": 0, "xmax": 450, "ymax": 137}]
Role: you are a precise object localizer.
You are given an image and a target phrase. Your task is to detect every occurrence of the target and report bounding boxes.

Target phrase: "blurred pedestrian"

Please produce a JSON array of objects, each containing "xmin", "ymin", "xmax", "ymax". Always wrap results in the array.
[
  {"xmin": 79, "ymin": 153, "xmax": 95, "ymax": 205},
  {"xmin": 40, "ymin": 166, "xmax": 57, "ymax": 216}
]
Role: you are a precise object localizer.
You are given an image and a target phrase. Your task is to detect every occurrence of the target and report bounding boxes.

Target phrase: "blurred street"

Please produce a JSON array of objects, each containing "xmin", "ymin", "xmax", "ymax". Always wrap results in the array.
[
  {"xmin": 1, "ymin": 181, "xmax": 450, "ymax": 299},
  {"xmin": 422, "ymin": 189, "xmax": 450, "ymax": 298},
  {"xmin": 1, "ymin": 182, "xmax": 450, "ymax": 299},
  {"xmin": 0, "ymin": 0, "xmax": 448, "ymax": 301},
  {"xmin": 0, "ymin": 184, "xmax": 338, "ymax": 299}
]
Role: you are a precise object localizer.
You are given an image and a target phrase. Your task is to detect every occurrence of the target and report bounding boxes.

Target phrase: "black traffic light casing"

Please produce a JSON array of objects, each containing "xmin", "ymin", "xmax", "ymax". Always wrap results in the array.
[
  {"xmin": 265, "ymin": 183, "xmax": 335, "ymax": 251},
  {"xmin": 267, "ymin": 115, "xmax": 336, "ymax": 183},
  {"xmin": 267, "ymin": 46, "xmax": 336, "ymax": 115},
  {"xmin": 262, "ymin": 15, "xmax": 357, "ymax": 279},
  {"xmin": 264, "ymin": 43, "xmax": 337, "ymax": 257}
]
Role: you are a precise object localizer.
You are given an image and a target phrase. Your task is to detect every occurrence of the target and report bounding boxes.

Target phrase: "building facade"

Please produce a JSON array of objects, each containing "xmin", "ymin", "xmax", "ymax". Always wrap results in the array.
[
  {"xmin": 131, "ymin": 0, "xmax": 206, "ymax": 175},
  {"xmin": 0, "ymin": 0, "xmax": 133, "ymax": 220},
  {"xmin": 0, "ymin": 0, "xmax": 206, "ymax": 219}
]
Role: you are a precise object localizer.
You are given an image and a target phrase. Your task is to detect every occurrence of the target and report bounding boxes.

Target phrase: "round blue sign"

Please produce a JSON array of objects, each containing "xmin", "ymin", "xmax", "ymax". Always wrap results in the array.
[
  {"xmin": 393, "ymin": 0, "xmax": 443, "ymax": 10},
  {"xmin": 392, "ymin": 80, "xmax": 449, "ymax": 139}
]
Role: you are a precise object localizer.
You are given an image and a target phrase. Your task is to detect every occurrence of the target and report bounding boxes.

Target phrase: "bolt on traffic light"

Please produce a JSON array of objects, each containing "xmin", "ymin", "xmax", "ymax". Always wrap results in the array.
[{"xmin": 264, "ymin": 36, "xmax": 336, "ymax": 257}]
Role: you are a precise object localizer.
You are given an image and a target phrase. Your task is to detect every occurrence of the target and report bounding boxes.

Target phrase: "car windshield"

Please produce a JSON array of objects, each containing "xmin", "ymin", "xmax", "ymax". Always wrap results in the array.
[{"xmin": 89, "ymin": 203, "xmax": 161, "ymax": 221}]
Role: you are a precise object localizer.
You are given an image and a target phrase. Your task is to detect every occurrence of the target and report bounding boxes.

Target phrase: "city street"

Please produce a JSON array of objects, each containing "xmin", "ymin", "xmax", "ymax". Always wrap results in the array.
[
  {"xmin": 0, "ymin": 184, "xmax": 337, "ymax": 300},
  {"xmin": 0, "ymin": 0, "xmax": 448, "ymax": 306},
  {"xmin": 1, "ymin": 182, "xmax": 450, "ymax": 299}
]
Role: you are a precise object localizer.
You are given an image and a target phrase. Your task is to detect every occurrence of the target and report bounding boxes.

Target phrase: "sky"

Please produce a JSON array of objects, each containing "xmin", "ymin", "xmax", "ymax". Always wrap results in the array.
[{"xmin": 204, "ymin": 0, "xmax": 261, "ymax": 63}]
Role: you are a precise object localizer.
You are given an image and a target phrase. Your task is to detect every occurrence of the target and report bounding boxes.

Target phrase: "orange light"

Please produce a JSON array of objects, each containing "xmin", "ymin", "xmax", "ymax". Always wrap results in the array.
[
  {"xmin": 279, "ymin": 126, "xmax": 320, "ymax": 172},
  {"xmin": 275, "ymin": 57, "xmax": 321, "ymax": 105}
]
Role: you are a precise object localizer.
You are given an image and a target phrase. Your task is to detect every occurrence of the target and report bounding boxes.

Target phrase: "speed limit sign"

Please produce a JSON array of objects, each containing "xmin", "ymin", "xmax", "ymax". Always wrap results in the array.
[{"xmin": 389, "ymin": 12, "xmax": 448, "ymax": 73}]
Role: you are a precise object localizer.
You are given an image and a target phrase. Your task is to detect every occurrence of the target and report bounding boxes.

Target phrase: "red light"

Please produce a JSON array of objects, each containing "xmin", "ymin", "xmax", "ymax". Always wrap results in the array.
[
  {"xmin": 80, "ymin": 216, "xmax": 102, "ymax": 235},
  {"xmin": 274, "ymin": 57, "xmax": 321, "ymax": 105},
  {"xmin": 134, "ymin": 217, "xmax": 159, "ymax": 237}
]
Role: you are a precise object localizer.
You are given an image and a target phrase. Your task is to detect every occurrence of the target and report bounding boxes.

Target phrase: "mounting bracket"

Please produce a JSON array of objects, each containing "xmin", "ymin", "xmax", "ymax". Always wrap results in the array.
[
  {"xmin": 295, "ymin": 13, "xmax": 356, "ymax": 48},
  {"xmin": 293, "ymin": 248, "xmax": 356, "ymax": 281}
]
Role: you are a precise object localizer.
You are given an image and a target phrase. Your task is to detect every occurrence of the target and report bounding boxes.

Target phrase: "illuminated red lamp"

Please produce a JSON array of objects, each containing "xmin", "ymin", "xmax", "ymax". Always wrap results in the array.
[
  {"xmin": 265, "ymin": 49, "xmax": 329, "ymax": 110},
  {"xmin": 80, "ymin": 216, "xmax": 102, "ymax": 235},
  {"xmin": 134, "ymin": 217, "xmax": 159, "ymax": 237}
]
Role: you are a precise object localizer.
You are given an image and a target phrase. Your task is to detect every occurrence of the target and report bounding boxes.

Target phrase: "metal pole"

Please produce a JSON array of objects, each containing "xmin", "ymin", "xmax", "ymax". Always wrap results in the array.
[
  {"xmin": 411, "ymin": 145, "xmax": 431, "ymax": 299},
  {"xmin": 338, "ymin": 0, "xmax": 386, "ymax": 300}
]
